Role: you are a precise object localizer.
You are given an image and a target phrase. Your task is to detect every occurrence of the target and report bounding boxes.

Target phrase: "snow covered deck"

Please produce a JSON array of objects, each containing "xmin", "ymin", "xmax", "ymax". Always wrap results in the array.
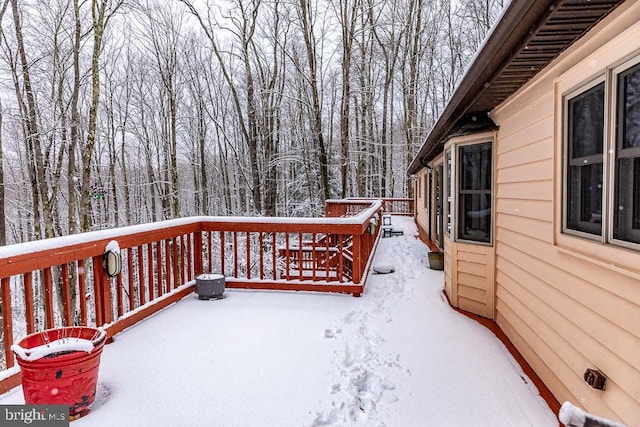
[{"xmin": 0, "ymin": 217, "xmax": 557, "ymax": 426}]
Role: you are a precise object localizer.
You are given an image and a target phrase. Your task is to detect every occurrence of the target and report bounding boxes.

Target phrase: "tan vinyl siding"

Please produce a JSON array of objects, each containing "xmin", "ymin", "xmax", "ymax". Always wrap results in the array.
[
  {"xmin": 456, "ymin": 243, "xmax": 494, "ymax": 319},
  {"xmin": 445, "ymin": 240, "xmax": 495, "ymax": 319},
  {"xmin": 490, "ymin": 3, "xmax": 640, "ymax": 423},
  {"xmin": 444, "ymin": 236, "xmax": 453, "ymax": 300}
]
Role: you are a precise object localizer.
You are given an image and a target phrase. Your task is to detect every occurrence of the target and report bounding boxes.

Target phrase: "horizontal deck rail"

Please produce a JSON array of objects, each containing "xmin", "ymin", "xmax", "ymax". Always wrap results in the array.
[
  {"xmin": 327, "ymin": 198, "xmax": 414, "ymax": 217},
  {"xmin": 0, "ymin": 199, "xmax": 389, "ymax": 393}
]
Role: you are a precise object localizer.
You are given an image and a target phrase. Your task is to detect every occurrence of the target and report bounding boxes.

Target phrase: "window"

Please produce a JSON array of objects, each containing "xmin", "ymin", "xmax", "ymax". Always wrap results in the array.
[
  {"xmin": 563, "ymin": 57, "xmax": 640, "ymax": 248},
  {"xmin": 444, "ymin": 149, "xmax": 453, "ymax": 237},
  {"xmin": 436, "ymin": 140, "xmax": 493, "ymax": 246},
  {"xmin": 434, "ymin": 163, "xmax": 444, "ymax": 249},
  {"xmin": 458, "ymin": 142, "xmax": 492, "ymax": 243},
  {"xmin": 614, "ymin": 63, "xmax": 640, "ymax": 244},
  {"xmin": 424, "ymin": 173, "xmax": 429, "ymax": 209},
  {"xmin": 566, "ymin": 82, "xmax": 604, "ymax": 236}
]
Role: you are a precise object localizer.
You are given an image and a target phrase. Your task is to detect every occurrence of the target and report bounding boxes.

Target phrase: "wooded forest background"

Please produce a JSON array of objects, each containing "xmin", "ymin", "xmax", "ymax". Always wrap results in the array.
[{"xmin": 0, "ymin": 0, "xmax": 503, "ymax": 246}]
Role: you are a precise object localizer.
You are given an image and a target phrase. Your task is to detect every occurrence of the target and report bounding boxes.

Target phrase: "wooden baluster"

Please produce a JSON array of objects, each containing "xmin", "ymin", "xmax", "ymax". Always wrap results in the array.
[
  {"xmin": 325, "ymin": 235, "xmax": 330, "ymax": 281},
  {"xmin": 337, "ymin": 236, "xmax": 344, "ymax": 283},
  {"xmin": 78, "ymin": 261, "xmax": 87, "ymax": 326},
  {"xmin": 187, "ymin": 233, "xmax": 193, "ymax": 281},
  {"xmin": 164, "ymin": 239, "xmax": 171, "ymax": 293},
  {"xmin": 43, "ymin": 268, "xmax": 54, "ymax": 329},
  {"xmin": 172, "ymin": 237, "xmax": 179, "ymax": 290},
  {"xmin": 207, "ymin": 231, "xmax": 213, "ymax": 273},
  {"xmin": 298, "ymin": 232, "xmax": 303, "ymax": 280},
  {"xmin": 194, "ymin": 232, "xmax": 203, "ymax": 278},
  {"xmin": 137, "ymin": 246, "xmax": 146, "ymax": 305},
  {"xmin": 92, "ymin": 256, "xmax": 104, "ymax": 326},
  {"xmin": 23, "ymin": 272, "xmax": 35, "ymax": 333},
  {"xmin": 271, "ymin": 233, "xmax": 277, "ymax": 280},
  {"xmin": 62, "ymin": 263, "xmax": 72, "ymax": 326},
  {"xmin": 285, "ymin": 233, "xmax": 290, "ymax": 281},
  {"xmin": 312, "ymin": 233, "xmax": 317, "ymax": 281},
  {"xmin": 246, "ymin": 232, "xmax": 251, "ymax": 279},
  {"xmin": 127, "ymin": 249, "xmax": 135, "ymax": 311},
  {"xmin": 116, "ymin": 268, "xmax": 124, "ymax": 318},
  {"xmin": 220, "ymin": 232, "xmax": 226, "ymax": 276},
  {"xmin": 233, "ymin": 232, "xmax": 238, "ymax": 278},
  {"xmin": 259, "ymin": 232, "xmax": 264, "ymax": 280},
  {"xmin": 2, "ymin": 277, "xmax": 14, "ymax": 368},
  {"xmin": 181, "ymin": 235, "xmax": 188, "ymax": 284},
  {"xmin": 157, "ymin": 241, "xmax": 164, "ymax": 297},
  {"xmin": 148, "ymin": 243, "xmax": 155, "ymax": 300}
]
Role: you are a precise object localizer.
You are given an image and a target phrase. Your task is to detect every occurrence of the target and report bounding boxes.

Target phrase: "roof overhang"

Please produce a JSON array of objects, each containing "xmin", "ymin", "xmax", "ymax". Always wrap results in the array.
[{"xmin": 408, "ymin": 0, "xmax": 625, "ymax": 174}]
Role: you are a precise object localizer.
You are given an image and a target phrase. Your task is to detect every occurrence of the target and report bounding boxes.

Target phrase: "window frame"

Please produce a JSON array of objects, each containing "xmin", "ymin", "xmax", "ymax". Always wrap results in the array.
[
  {"xmin": 444, "ymin": 148, "xmax": 454, "ymax": 239},
  {"xmin": 561, "ymin": 54, "xmax": 640, "ymax": 252},
  {"xmin": 457, "ymin": 141, "xmax": 493, "ymax": 244},
  {"xmin": 424, "ymin": 172, "xmax": 430, "ymax": 209},
  {"xmin": 610, "ymin": 57, "xmax": 640, "ymax": 249},
  {"xmin": 433, "ymin": 161, "xmax": 445, "ymax": 250},
  {"xmin": 562, "ymin": 76, "xmax": 607, "ymax": 241},
  {"xmin": 440, "ymin": 137, "xmax": 494, "ymax": 247}
]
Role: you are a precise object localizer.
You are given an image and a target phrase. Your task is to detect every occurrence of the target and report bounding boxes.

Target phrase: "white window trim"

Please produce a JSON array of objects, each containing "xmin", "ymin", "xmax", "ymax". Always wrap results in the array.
[
  {"xmin": 443, "ymin": 136, "xmax": 495, "ymax": 247},
  {"xmin": 609, "ymin": 55, "xmax": 640, "ymax": 250},
  {"xmin": 561, "ymin": 54, "xmax": 640, "ymax": 252},
  {"xmin": 561, "ymin": 75, "xmax": 608, "ymax": 242},
  {"xmin": 444, "ymin": 147, "xmax": 454, "ymax": 240}
]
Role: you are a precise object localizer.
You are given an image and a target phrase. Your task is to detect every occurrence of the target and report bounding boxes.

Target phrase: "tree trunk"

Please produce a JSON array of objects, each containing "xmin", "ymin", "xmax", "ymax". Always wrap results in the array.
[
  {"xmin": 80, "ymin": 0, "xmax": 122, "ymax": 231},
  {"xmin": 338, "ymin": 0, "xmax": 359, "ymax": 198},
  {"xmin": 10, "ymin": 0, "xmax": 54, "ymax": 239},
  {"xmin": 0, "ymin": 101, "xmax": 5, "ymax": 246},
  {"xmin": 299, "ymin": 0, "xmax": 330, "ymax": 203}
]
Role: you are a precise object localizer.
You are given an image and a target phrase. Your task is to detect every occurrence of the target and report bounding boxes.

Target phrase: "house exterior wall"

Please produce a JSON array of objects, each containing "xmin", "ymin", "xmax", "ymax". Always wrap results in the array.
[
  {"xmin": 490, "ymin": 2, "xmax": 640, "ymax": 424},
  {"xmin": 439, "ymin": 133, "xmax": 497, "ymax": 320},
  {"xmin": 451, "ymin": 241, "xmax": 495, "ymax": 318},
  {"xmin": 443, "ymin": 235, "xmax": 495, "ymax": 319}
]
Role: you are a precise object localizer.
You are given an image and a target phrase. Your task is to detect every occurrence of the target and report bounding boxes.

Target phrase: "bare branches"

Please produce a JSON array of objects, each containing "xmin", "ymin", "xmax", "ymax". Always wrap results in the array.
[{"xmin": 0, "ymin": 0, "xmax": 505, "ymax": 241}]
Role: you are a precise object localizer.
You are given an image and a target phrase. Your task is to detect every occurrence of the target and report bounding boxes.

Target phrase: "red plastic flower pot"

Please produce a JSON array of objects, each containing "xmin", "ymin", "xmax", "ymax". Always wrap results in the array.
[{"xmin": 12, "ymin": 326, "xmax": 106, "ymax": 418}]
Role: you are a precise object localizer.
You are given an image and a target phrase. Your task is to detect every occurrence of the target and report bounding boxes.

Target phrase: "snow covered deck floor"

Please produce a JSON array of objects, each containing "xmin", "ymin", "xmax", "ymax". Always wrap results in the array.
[{"xmin": 0, "ymin": 217, "xmax": 558, "ymax": 426}]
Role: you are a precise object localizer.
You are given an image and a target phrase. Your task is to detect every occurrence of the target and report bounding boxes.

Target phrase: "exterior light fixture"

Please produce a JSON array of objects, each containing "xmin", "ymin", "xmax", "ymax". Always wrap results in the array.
[
  {"xmin": 104, "ymin": 240, "xmax": 122, "ymax": 278},
  {"xmin": 368, "ymin": 218, "xmax": 377, "ymax": 236}
]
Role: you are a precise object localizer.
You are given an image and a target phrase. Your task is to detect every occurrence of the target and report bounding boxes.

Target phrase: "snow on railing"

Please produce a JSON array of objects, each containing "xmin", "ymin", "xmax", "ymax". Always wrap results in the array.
[{"xmin": 0, "ymin": 199, "xmax": 387, "ymax": 393}]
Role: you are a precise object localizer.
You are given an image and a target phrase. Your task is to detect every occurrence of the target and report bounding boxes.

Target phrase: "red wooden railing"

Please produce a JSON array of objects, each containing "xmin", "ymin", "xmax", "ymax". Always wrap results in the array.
[
  {"xmin": 380, "ymin": 198, "xmax": 414, "ymax": 216},
  {"xmin": 0, "ymin": 199, "xmax": 403, "ymax": 393},
  {"xmin": 327, "ymin": 198, "xmax": 414, "ymax": 217}
]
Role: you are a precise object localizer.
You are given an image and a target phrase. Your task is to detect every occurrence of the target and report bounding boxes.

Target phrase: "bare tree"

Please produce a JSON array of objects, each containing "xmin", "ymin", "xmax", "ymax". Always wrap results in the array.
[
  {"xmin": 297, "ymin": 0, "xmax": 331, "ymax": 203},
  {"xmin": 332, "ymin": 0, "xmax": 361, "ymax": 198},
  {"xmin": 0, "ymin": 0, "xmax": 7, "ymax": 247},
  {"xmin": 369, "ymin": 0, "xmax": 404, "ymax": 196},
  {"xmin": 80, "ymin": 0, "xmax": 124, "ymax": 232},
  {"xmin": 8, "ymin": 0, "xmax": 57, "ymax": 239},
  {"xmin": 0, "ymin": 100, "xmax": 5, "ymax": 247},
  {"xmin": 181, "ymin": 0, "xmax": 265, "ymax": 214}
]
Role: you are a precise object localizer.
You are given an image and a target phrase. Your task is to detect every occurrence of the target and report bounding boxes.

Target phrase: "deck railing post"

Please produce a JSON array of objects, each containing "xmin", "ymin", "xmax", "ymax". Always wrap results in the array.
[
  {"xmin": 43, "ymin": 268, "xmax": 54, "ymax": 329},
  {"xmin": 194, "ymin": 231, "xmax": 204, "ymax": 277},
  {"xmin": 352, "ymin": 233, "xmax": 362, "ymax": 284},
  {"xmin": 92, "ymin": 255, "xmax": 113, "ymax": 327}
]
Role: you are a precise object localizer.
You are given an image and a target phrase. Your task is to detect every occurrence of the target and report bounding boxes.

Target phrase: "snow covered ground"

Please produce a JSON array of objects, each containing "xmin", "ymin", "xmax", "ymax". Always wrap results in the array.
[{"xmin": 0, "ymin": 217, "xmax": 558, "ymax": 426}]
